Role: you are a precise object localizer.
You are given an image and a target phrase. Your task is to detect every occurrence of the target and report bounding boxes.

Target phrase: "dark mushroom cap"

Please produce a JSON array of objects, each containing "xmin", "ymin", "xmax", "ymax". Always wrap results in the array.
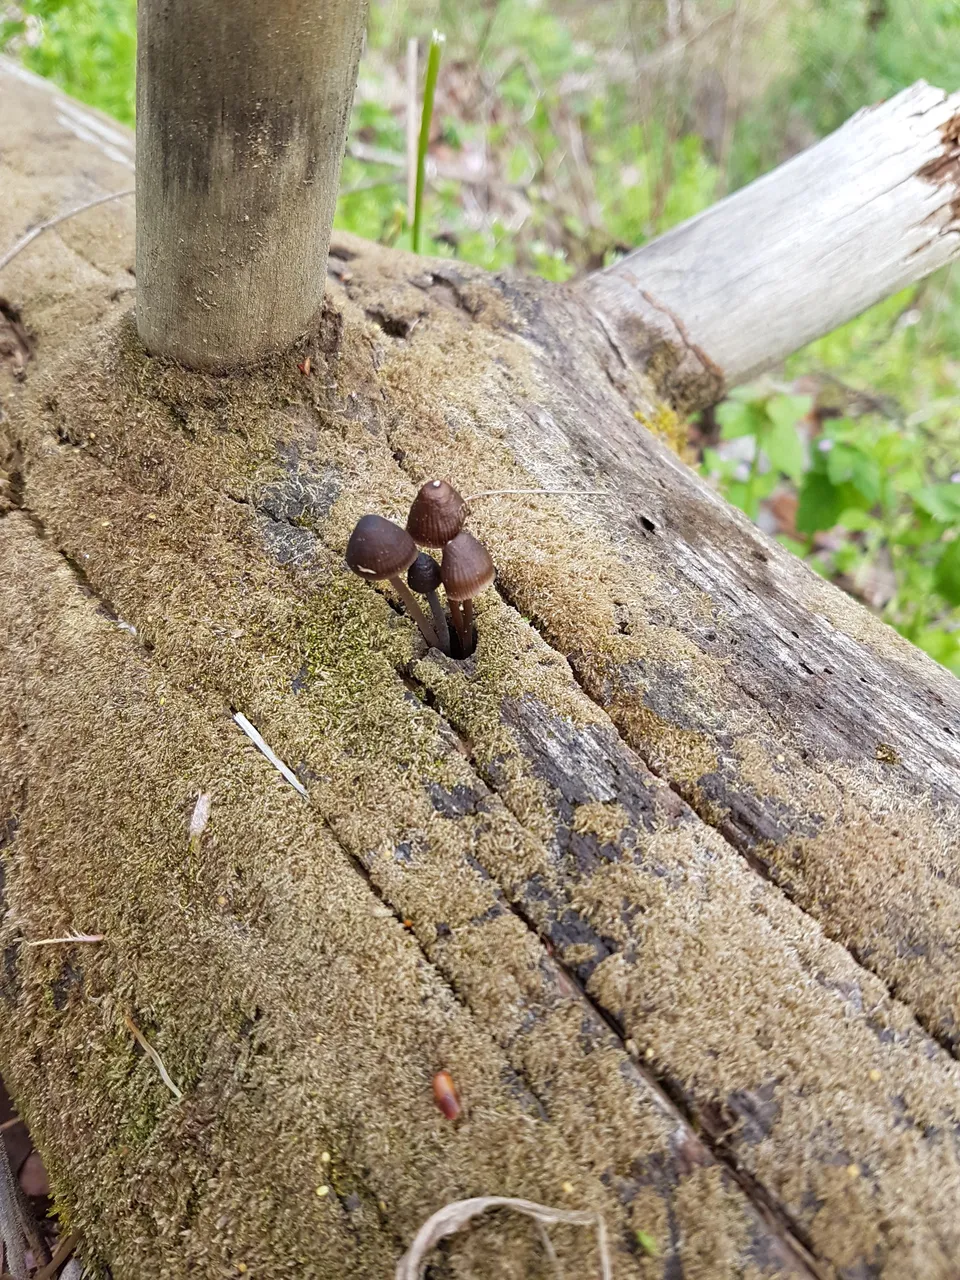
[
  {"xmin": 407, "ymin": 551, "xmax": 442, "ymax": 594},
  {"xmin": 406, "ymin": 479, "xmax": 467, "ymax": 547},
  {"xmin": 345, "ymin": 514, "xmax": 418, "ymax": 580},
  {"xmin": 440, "ymin": 531, "xmax": 495, "ymax": 601}
]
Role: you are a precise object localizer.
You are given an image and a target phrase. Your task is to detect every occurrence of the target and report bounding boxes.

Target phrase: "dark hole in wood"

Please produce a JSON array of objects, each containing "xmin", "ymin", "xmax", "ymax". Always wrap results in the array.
[{"xmin": 639, "ymin": 515, "xmax": 656, "ymax": 533}]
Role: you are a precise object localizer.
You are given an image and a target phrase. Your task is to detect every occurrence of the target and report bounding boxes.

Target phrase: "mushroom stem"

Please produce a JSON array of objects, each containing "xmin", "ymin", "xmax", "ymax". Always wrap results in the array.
[
  {"xmin": 462, "ymin": 598, "xmax": 475, "ymax": 645},
  {"xmin": 448, "ymin": 598, "xmax": 470, "ymax": 654},
  {"xmin": 424, "ymin": 591, "xmax": 452, "ymax": 656},
  {"xmin": 391, "ymin": 578, "xmax": 442, "ymax": 649}
]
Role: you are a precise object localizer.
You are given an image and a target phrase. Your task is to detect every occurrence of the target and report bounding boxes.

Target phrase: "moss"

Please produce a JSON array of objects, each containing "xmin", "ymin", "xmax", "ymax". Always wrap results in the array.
[
  {"xmin": 6, "ymin": 227, "xmax": 960, "ymax": 1280},
  {"xmin": 634, "ymin": 404, "xmax": 694, "ymax": 463}
]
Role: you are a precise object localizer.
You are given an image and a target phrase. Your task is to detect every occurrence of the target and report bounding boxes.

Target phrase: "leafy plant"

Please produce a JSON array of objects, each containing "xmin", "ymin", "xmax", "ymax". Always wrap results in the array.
[{"xmin": 704, "ymin": 387, "xmax": 960, "ymax": 674}]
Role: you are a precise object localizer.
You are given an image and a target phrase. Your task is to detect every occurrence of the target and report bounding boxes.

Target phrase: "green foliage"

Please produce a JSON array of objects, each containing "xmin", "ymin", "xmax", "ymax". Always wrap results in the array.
[
  {"xmin": 412, "ymin": 31, "xmax": 444, "ymax": 253},
  {"xmin": 6, "ymin": 0, "xmax": 136, "ymax": 124},
  {"xmin": 707, "ymin": 389, "xmax": 811, "ymax": 519},
  {"xmin": 705, "ymin": 387, "xmax": 960, "ymax": 675}
]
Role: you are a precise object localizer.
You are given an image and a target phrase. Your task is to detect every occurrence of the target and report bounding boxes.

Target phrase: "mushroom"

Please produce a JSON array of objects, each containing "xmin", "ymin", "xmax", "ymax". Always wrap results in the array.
[
  {"xmin": 407, "ymin": 552, "xmax": 451, "ymax": 656},
  {"xmin": 440, "ymin": 530, "xmax": 495, "ymax": 656},
  {"xmin": 345, "ymin": 514, "xmax": 441, "ymax": 650},
  {"xmin": 406, "ymin": 479, "xmax": 467, "ymax": 548}
]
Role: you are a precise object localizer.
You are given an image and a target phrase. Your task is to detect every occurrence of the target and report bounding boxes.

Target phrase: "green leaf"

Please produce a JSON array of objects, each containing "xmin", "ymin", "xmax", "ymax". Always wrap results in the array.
[
  {"xmin": 914, "ymin": 484, "xmax": 960, "ymax": 523},
  {"xmin": 836, "ymin": 507, "xmax": 877, "ymax": 532},
  {"xmin": 934, "ymin": 539, "xmax": 960, "ymax": 606},
  {"xmin": 825, "ymin": 445, "xmax": 881, "ymax": 503},
  {"xmin": 766, "ymin": 393, "xmax": 813, "ymax": 432},
  {"xmin": 716, "ymin": 399, "xmax": 764, "ymax": 440},
  {"xmin": 796, "ymin": 472, "xmax": 847, "ymax": 534},
  {"xmin": 635, "ymin": 1229, "xmax": 659, "ymax": 1258},
  {"xmin": 763, "ymin": 414, "xmax": 806, "ymax": 482}
]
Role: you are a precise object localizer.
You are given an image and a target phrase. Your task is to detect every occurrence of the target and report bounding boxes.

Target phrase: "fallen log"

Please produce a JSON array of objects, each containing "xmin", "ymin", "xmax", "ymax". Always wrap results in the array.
[{"xmin": 3, "ymin": 56, "xmax": 960, "ymax": 1280}]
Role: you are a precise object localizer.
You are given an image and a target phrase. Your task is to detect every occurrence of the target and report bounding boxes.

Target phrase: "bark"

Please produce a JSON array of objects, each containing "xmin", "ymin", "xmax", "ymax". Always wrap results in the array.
[
  {"xmin": 136, "ymin": 0, "xmax": 367, "ymax": 369},
  {"xmin": 581, "ymin": 80, "xmax": 960, "ymax": 396},
  {"xmin": 3, "ymin": 61, "xmax": 960, "ymax": 1280}
]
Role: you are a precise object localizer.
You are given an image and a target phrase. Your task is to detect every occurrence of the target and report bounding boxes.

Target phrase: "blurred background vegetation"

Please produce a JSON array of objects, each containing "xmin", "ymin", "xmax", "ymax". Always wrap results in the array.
[{"xmin": 3, "ymin": 0, "xmax": 960, "ymax": 673}]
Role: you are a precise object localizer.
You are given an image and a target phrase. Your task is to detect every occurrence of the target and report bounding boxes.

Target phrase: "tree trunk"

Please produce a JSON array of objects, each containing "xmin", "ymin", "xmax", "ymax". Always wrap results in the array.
[
  {"xmin": 136, "ymin": 0, "xmax": 367, "ymax": 369},
  {"xmin": 3, "ymin": 61, "xmax": 960, "ymax": 1280}
]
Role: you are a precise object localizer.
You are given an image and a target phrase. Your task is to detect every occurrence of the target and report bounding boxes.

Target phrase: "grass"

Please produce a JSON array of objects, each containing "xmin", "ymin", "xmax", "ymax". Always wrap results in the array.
[{"xmin": 3, "ymin": 0, "xmax": 959, "ymax": 672}]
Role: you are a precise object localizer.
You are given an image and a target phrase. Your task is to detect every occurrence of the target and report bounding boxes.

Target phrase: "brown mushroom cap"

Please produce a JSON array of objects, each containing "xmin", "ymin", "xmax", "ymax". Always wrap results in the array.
[
  {"xmin": 407, "ymin": 551, "xmax": 442, "ymax": 595},
  {"xmin": 440, "ymin": 531, "xmax": 495, "ymax": 601},
  {"xmin": 345, "ymin": 514, "xmax": 418, "ymax": 580},
  {"xmin": 406, "ymin": 479, "xmax": 467, "ymax": 547}
]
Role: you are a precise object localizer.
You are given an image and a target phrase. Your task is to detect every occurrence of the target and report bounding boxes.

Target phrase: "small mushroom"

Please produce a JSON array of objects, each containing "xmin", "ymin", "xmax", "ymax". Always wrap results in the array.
[
  {"xmin": 345, "ymin": 514, "xmax": 441, "ymax": 650},
  {"xmin": 406, "ymin": 479, "xmax": 467, "ymax": 548},
  {"xmin": 407, "ymin": 552, "xmax": 451, "ymax": 656},
  {"xmin": 440, "ymin": 530, "xmax": 495, "ymax": 655}
]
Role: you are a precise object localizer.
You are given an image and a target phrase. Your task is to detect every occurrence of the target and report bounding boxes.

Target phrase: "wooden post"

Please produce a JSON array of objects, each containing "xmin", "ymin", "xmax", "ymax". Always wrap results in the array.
[{"xmin": 135, "ymin": 0, "xmax": 367, "ymax": 370}]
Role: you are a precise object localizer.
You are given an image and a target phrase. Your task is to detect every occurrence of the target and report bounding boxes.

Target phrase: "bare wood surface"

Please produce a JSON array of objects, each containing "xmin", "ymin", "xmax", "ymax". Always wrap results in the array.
[
  {"xmin": 135, "ymin": 0, "xmax": 367, "ymax": 369},
  {"xmin": 581, "ymin": 80, "xmax": 960, "ymax": 396},
  {"xmin": 4, "ymin": 62, "xmax": 960, "ymax": 1280}
]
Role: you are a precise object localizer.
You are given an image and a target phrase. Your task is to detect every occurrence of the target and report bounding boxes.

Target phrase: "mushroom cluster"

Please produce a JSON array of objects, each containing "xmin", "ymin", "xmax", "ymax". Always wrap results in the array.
[{"xmin": 345, "ymin": 480, "xmax": 495, "ymax": 658}]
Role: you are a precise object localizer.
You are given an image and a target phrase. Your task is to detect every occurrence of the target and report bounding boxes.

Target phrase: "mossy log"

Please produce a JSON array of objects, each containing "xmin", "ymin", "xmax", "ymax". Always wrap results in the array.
[{"xmin": 3, "ymin": 61, "xmax": 960, "ymax": 1280}]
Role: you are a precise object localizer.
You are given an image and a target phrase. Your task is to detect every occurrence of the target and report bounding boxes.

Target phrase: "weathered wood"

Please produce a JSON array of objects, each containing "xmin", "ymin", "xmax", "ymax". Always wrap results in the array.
[
  {"xmin": 5, "ymin": 61, "xmax": 960, "ymax": 1280},
  {"xmin": 581, "ymin": 80, "xmax": 960, "ymax": 396},
  {"xmin": 136, "ymin": 0, "xmax": 367, "ymax": 369}
]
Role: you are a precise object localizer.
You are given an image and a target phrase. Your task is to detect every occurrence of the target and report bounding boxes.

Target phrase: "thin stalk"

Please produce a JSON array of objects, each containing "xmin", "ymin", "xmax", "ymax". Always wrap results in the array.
[
  {"xmin": 448, "ymin": 598, "xmax": 469, "ymax": 654},
  {"xmin": 464, "ymin": 488, "xmax": 604, "ymax": 502},
  {"xmin": 425, "ymin": 591, "xmax": 452, "ymax": 655},
  {"xmin": 462, "ymin": 598, "xmax": 476, "ymax": 648},
  {"xmin": 412, "ymin": 31, "xmax": 444, "ymax": 253},
  {"xmin": 392, "ymin": 578, "xmax": 442, "ymax": 649}
]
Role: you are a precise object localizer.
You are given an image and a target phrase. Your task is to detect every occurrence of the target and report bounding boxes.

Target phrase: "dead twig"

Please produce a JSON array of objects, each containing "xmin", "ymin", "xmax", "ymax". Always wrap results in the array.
[
  {"xmin": 395, "ymin": 1196, "xmax": 611, "ymax": 1280},
  {"xmin": 32, "ymin": 1231, "xmax": 82, "ymax": 1280},
  {"xmin": 0, "ymin": 190, "xmax": 134, "ymax": 274}
]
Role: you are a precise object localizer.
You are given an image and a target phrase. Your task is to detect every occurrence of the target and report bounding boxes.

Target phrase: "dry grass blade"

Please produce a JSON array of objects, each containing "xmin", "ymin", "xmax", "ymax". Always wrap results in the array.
[
  {"xmin": 25, "ymin": 933, "xmax": 104, "ymax": 947},
  {"xmin": 0, "ymin": 190, "xmax": 134, "ymax": 273},
  {"xmin": 123, "ymin": 1014, "xmax": 182, "ymax": 1100},
  {"xmin": 394, "ymin": 1196, "xmax": 611, "ymax": 1280},
  {"xmin": 232, "ymin": 712, "xmax": 308, "ymax": 798}
]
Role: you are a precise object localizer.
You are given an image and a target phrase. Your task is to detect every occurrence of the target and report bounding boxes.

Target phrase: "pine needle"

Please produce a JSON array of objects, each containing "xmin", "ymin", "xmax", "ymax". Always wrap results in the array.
[
  {"xmin": 123, "ymin": 1015, "xmax": 182, "ymax": 1100},
  {"xmin": 25, "ymin": 933, "xmax": 104, "ymax": 948}
]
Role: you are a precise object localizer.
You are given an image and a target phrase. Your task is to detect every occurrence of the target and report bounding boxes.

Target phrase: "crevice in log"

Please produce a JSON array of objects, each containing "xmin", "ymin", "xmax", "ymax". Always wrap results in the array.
[
  {"xmin": 399, "ymin": 662, "xmax": 827, "ymax": 1279},
  {"xmin": 491, "ymin": 565, "xmax": 960, "ymax": 1069}
]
